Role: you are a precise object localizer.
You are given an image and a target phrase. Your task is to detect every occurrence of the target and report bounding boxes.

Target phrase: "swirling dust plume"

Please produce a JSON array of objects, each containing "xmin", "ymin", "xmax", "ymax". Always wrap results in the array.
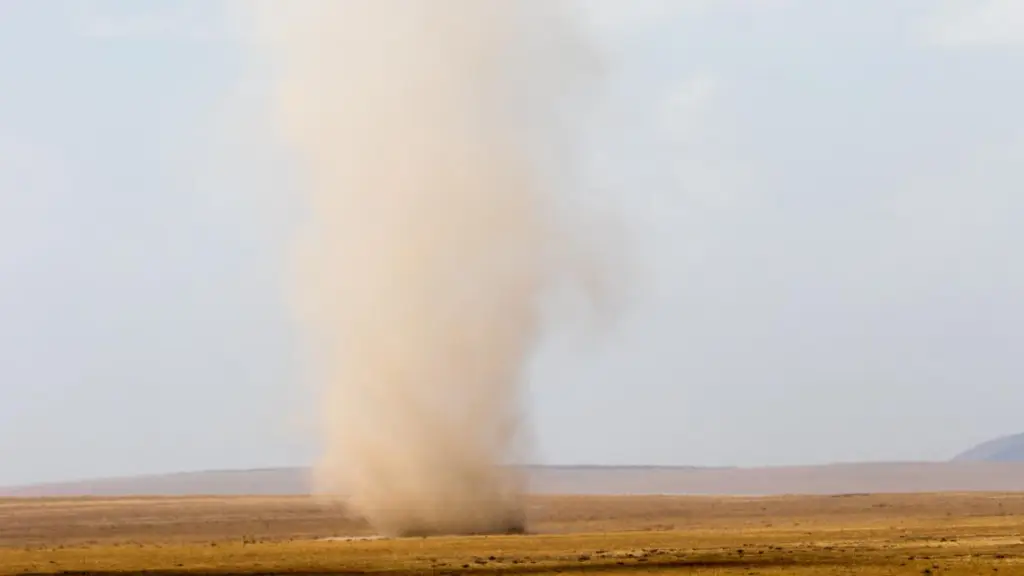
[{"xmin": 254, "ymin": 0, "xmax": 597, "ymax": 537}]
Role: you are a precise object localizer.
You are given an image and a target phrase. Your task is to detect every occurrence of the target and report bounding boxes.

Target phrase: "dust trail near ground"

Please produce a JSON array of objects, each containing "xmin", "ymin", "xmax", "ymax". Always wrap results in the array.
[{"xmin": 252, "ymin": 1, "xmax": 596, "ymax": 536}]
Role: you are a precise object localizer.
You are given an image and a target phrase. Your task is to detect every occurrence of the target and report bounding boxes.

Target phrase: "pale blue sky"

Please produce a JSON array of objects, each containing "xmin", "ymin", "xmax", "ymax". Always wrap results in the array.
[{"xmin": 2, "ymin": 0, "xmax": 1023, "ymax": 486}]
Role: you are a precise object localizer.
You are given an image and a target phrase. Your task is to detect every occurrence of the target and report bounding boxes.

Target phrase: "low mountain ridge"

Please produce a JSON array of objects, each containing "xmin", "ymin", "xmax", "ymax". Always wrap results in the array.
[
  {"xmin": 954, "ymin": 433, "xmax": 1024, "ymax": 462},
  {"xmin": 8, "ymin": 462, "xmax": 1024, "ymax": 497}
]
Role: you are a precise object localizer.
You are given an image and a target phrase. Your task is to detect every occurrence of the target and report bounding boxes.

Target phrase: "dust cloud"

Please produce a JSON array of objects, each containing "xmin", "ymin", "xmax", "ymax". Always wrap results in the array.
[{"xmin": 253, "ymin": 1, "xmax": 597, "ymax": 536}]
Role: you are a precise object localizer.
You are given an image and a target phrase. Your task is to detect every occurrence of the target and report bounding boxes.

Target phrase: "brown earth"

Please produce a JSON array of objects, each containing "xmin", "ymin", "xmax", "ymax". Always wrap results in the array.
[
  {"xmin": 4, "ymin": 493, "xmax": 1024, "ymax": 574},
  {"xmin": 3, "ymin": 492, "xmax": 1024, "ymax": 546}
]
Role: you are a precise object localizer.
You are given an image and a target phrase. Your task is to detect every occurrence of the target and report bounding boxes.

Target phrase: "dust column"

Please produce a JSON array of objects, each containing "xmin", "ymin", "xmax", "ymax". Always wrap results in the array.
[{"xmin": 258, "ymin": 1, "xmax": 587, "ymax": 536}]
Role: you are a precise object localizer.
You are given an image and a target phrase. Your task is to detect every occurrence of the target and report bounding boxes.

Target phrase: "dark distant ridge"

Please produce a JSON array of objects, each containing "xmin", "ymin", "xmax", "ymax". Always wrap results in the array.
[
  {"xmin": 954, "ymin": 433, "xmax": 1024, "ymax": 462},
  {"xmin": 8, "ymin": 462, "xmax": 1024, "ymax": 497}
]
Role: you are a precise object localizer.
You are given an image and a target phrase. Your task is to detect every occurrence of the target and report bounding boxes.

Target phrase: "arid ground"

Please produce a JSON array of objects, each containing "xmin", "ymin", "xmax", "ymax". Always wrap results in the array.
[{"xmin": 3, "ymin": 492, "xmax": 1024, "ymax": 574}]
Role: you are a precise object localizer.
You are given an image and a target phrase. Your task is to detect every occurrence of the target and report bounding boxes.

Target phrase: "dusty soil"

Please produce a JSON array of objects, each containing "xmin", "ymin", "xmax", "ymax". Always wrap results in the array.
[
  {"xmin": 4, "ymin": 493, "xmax": 1024, "ymax": 574},
  {"xmin": 3, "ymin": 492, "xmax": 1024, "ymax": 546}
]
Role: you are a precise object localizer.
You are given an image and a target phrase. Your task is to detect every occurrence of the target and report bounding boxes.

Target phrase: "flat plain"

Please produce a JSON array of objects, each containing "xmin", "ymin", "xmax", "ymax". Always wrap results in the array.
[{"xmin": 3, "ymin": 492, "xmax": 1024, "ymax": 575}]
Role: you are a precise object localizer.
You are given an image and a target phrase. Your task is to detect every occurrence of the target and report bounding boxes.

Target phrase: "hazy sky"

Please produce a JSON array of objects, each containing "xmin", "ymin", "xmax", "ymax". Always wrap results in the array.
[{"xmin": 2, "ymin": 0, "xmax": 1023, "ymax": 486}]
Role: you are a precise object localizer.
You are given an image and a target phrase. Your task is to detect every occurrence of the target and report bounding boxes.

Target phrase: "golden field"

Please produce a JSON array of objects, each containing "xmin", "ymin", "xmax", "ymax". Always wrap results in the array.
[{"xmin": 3, "ymin": 492, "xmax": 1024, "ymax": 574}]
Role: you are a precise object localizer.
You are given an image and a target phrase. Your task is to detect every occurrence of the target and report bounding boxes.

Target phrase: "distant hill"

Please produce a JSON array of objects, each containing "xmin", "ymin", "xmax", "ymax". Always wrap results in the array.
[
  {"xmin": 7, "ymin": 462, "xmax": 1024, "ymax": 497},
  {"xmin": 954, "ymin": 433, "xmax": 1024, "ymax": 462}
]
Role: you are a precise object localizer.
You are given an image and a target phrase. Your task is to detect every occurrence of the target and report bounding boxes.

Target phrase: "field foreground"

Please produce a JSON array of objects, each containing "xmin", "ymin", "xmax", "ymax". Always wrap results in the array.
[{"xmin": 3, "ymin": 493, "xmax": 1024, "ymax": 574}]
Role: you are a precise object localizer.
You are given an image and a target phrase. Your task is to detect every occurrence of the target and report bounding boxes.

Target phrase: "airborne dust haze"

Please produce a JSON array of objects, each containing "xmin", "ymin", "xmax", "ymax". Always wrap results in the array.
[{"xmin": 255, "ymin": 1, "xmax": 597, "ymax": 536}]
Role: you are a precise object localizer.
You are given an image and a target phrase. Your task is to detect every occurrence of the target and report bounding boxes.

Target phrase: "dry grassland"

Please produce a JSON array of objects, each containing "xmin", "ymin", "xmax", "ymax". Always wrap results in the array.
[{"xmin": 3, "ymin": 492, "xmax": 1024, "ymax": 574}]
